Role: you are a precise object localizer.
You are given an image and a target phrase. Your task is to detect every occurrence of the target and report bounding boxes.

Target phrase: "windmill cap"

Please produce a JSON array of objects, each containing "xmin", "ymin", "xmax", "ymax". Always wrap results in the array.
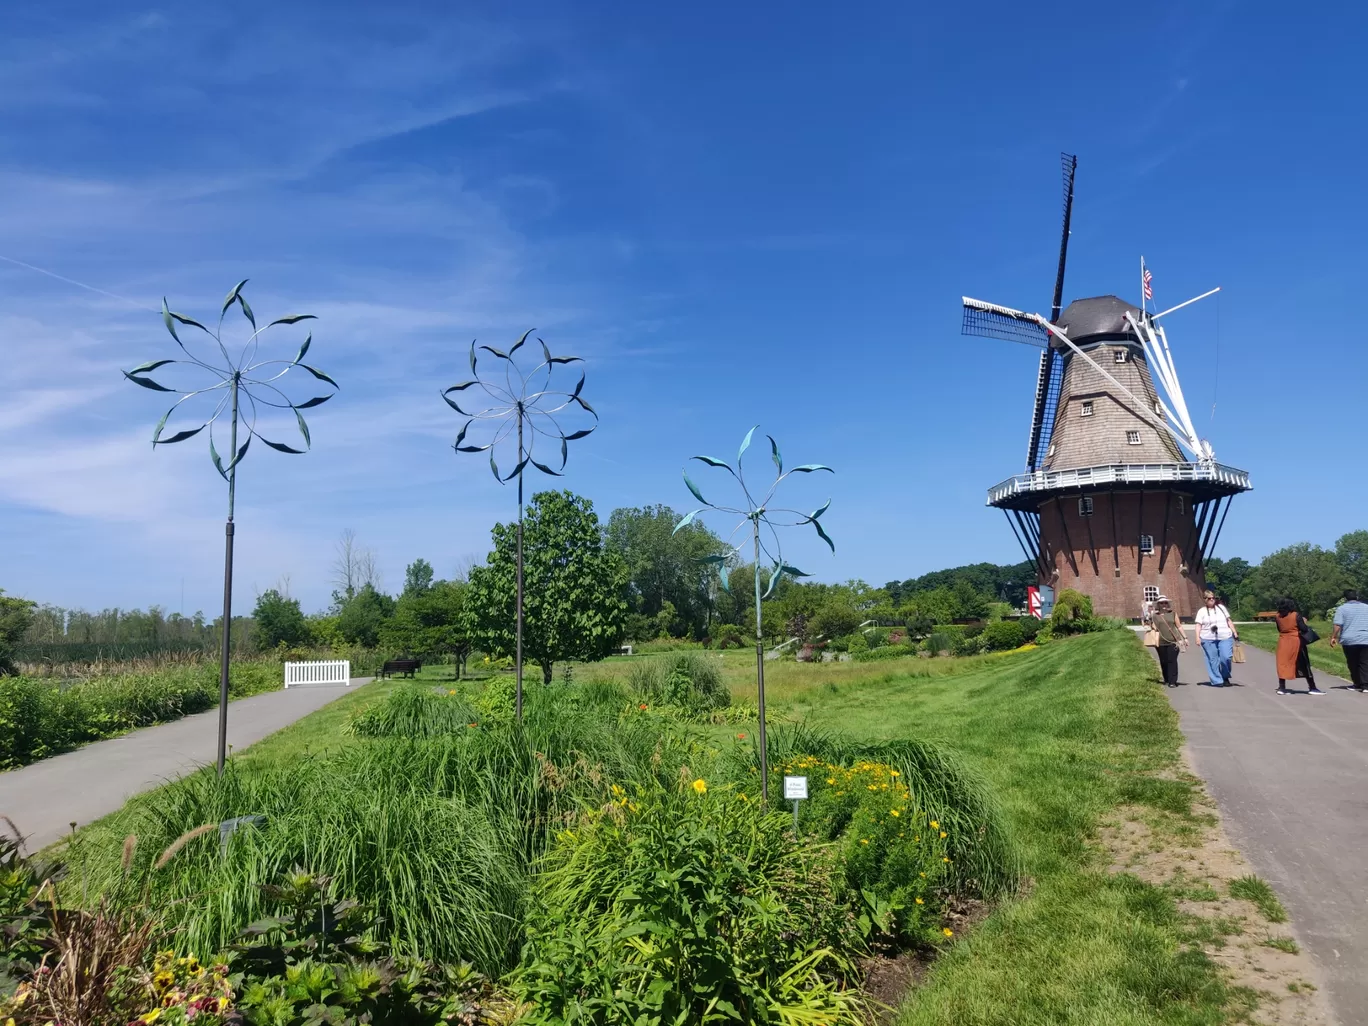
[{"xmin": 1053, "ymin": 295, "xmax": 1143, "ymax": 347}]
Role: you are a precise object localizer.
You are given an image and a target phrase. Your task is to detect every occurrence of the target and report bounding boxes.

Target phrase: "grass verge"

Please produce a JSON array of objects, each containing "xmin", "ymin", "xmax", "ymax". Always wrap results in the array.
[{"xmin": 770, "ymin": 631, "xmax": 1254, "ymax": 1025}]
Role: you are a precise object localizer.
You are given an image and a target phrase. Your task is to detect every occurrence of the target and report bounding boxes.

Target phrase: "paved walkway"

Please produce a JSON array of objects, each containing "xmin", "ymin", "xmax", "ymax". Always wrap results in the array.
[
  {"xmin": 1161, "ymin": 638, "xmax": 1367, "ymax": 1023},
  {"xmin": 0, "ymin": 679, "xmax": 371, "ymax": 850}
]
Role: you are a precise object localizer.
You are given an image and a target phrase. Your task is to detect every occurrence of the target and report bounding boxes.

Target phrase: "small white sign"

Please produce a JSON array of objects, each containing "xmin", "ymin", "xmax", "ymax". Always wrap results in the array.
[{"xmin": 783, "ymin": 775, "xmax": 809, "ymax": 800}]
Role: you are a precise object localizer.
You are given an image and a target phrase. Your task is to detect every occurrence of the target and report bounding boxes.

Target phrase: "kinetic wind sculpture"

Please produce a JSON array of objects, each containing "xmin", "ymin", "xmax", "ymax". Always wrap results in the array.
[
  {"xmin": 442, "ymin": 330, "xmax": 597, "ymax": 720},
  {"xmin": 673, "ymin": 427, "xmax": 834, "ymax": 802},
  {"xmin": 123, "ymin": 280, "xmax": 336, "ymax": 774}
]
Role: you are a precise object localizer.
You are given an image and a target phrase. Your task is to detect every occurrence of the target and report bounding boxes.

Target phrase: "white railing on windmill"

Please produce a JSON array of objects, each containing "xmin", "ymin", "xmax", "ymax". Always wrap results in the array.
[{"xmin": 960, "ymin": 286, "xmax": 1221, "ymax": 465}]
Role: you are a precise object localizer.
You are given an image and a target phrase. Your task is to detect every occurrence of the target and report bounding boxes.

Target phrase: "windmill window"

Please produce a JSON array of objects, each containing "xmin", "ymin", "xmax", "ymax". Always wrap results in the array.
[
  {"xmin": 1177, "ymin": 495, "xmax": 1186, "ymax": 514},
  {"xmin": 1078, "ymin": 497, "xmax": 1094, "ymax": 517},
  {"xmin": 1047, "ymin": 443, "xmax": 1056, "ymax": 459},
  {"xmin": 1126, "ymin": 430, "xmax": 1142, "ymax": 445},
  {"xmin": 1154, "ymin": 400, "xmax": 1164, "ymax": 416},
  {"xmin": 1114, "ymin": 349, "xmax": 1129, "ymax": 364},
  {"xmin": 1080, "ymin": 400, "xmax": 1094, "ymax": 418},
  {"xmin": 1139, "ymin": 534, "xmax": 1154, "ymax": 554},
  {"xmin": 1143, "ymin": 585, "xmax": 1160, "ymax": 604}
]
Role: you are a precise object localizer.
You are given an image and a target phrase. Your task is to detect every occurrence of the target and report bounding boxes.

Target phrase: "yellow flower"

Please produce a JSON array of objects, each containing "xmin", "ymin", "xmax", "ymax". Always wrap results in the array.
[
  {"xmin": 826, "ymin": 778, "xmax": 835, "ymax": 785},
  {"xmin": 610, "ymin": 784, "xmax": 625, "ymax": 797},
  {"xmin": 943, "ymin": 857, "xmax": 951, "ymax": 863},
  {"xmin": 942, "ymin": 927, "xmax": 954, "ymax": 937},
  {"xmin": 141, "ymin": 1011, "xmax": 162, "ymax": 1025},
  {"xmin": 919, "ymin": 872, "xmax": 926, "ymax": 878},
  {"xmin": 940, "ymin": 831, "xmax": 947, "ymax": 838},
  {"xmin": 915, "ymin": 897, "xmax": 924, "ymax": 905},
  {"xmin": 861, "ymin": 837, "xmax": 870, "ymax": 844},
  {"xmin": 890, "ymin": 770, "xmax": 899, "ymax": 777},
  {"xmin": 890, "ymin": 809, "xmax": 900, "ymax": 817},
  {"xmin": 739, "ymin": 793, "xmax": 749, "ymax": 802},
  {"xmin": 692, "ymin": 778, "xmax": 707, "ymax": 794},
  {"xmin": 930, "ymin": 820, "xmax": 939, "ymax": 829}
]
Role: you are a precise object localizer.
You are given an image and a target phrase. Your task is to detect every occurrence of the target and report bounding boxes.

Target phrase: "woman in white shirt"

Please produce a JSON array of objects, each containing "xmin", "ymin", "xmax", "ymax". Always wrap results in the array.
[{"xmin": 1193, "ymin": 590, "xmax": 1239, "ymax": 686}]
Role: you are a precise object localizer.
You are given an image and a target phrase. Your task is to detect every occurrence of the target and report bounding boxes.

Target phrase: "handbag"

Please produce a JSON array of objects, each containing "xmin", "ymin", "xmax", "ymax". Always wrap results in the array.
[
  {"xmin": 1232, "ymin": 642, "xmax": 1247, "ymax": 664},
  {"xmin": 1143, "ymin": 629, "xmax": 1160, "ymax": 647},
  {"xmin": 1299, "ymin": 616, "xmax": 1321, "ymax": 644}
]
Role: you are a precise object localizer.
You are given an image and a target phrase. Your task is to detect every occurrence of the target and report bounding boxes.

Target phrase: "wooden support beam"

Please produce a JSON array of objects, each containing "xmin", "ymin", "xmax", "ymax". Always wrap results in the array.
[
  {"xmin": 1206, "ymin": 496, "xmax": 1235, "ymax": 565},
  {"xmin": 1157, "ymin": 490, "xmax": 1174, "ymax": 572},
  {"xmin": 1109, "ymin": 492, "xmax": 1120, "ymax": 572},
  {"xmin": 1136, "ymin": 490, "xmax": 1146, "ymax": 575},
  {"xmin": 1053, "ymin": 497, "xmax": 1080, "ymax": 577},
  {"xmin": 1081, "ymin": 496, "xmax": 1100, "ymax": 575}
]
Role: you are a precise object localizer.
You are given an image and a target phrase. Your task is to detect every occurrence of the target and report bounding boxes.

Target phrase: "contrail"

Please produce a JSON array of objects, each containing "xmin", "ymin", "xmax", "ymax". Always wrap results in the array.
[{"xmin": 0, "ymin": 254, "xmax": 156, "ymax": 311}]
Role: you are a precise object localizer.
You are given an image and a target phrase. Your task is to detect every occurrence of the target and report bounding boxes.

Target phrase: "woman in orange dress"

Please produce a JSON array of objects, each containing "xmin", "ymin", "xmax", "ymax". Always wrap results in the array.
[{"xmin": 1274, "ymin": 597, "xmax": 1321, "ymax": 695}]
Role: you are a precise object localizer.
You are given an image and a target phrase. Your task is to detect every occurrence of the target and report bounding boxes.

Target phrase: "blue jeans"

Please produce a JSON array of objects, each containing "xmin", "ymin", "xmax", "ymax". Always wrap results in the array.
[{"xmin": 1201, "ymin": 638, "xmax": 1233, "ymax": 684}]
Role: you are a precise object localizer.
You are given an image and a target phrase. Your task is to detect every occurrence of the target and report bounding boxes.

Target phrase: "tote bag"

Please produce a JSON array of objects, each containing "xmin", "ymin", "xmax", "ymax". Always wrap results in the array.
[
  {"xmin": 1232, "ymin": 642, "xmax": 1247, "ymax": 664},
  {"xmin": 1143, "ymin": 629, "xmax": 1160, "ymax": 647}
]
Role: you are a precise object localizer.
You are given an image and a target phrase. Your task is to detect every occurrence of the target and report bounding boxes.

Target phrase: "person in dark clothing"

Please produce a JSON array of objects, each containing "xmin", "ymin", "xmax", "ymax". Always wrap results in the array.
[
  {"xmin": 1274, "ymin": 597, "xmax": 1321, "ymax": 695},
  {"xmin": 1151, "ymin": 597, "xmax": 1187, "ymax": 686},
  {"xmin": 1330, "ymin": 589, "xmax": 1368, "ymax": 691}
]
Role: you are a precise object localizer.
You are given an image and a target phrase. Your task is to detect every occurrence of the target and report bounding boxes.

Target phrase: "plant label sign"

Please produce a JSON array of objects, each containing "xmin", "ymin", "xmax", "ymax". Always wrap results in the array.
[{"xmin": 783, "ymin": 775, "xmax": 808, "ymax": 801}]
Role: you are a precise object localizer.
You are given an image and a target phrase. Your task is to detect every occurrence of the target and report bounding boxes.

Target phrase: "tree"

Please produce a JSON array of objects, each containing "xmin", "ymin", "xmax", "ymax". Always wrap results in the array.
[
  {"xmin": 252, "ymin": 589, "xmax": 310, "ymax": 650},
  {"xmin": 1237, "ymin": 543, "xmax": 1353, "ymax": 618},
  {"xmin": 809, "ymin": 602, "xmax": 862, "ymax": 641},
  {"xmin": 403, "ymin": 558, "xmax": 435, "ymax": 598},
  {"xmin": 337, "ymin": 584, "xmax": 395, "ymax": 648},
  {"xmin": 331, "ymin": 529, "xmax": 380, "ymax": 610},
  {"xmin": 1050, "ymin": 588, "xmax": 1094, "ymax": 634},
  {"xmin": 605, "ymin": 505, "xmax": 727, "ymax": 639},
  {"xmin": 950, "ymin": 580, "xmax": 991, "ymax": 621},
  {"xmin": 466, "ymin": 491, "xmax": 628, "ymax": 684},
  {"xmin": 1335, "ymin": 531, "xmax": 1368, "ymax": 595},
  {"xmin": 0, "ymin": 590, "xmax": 35, "ymax": 675},
  {"xmin": 1204, "ymin": 556, "xmax": 1252, "ymax": 603},
  {"xmin": 380, "ymin": 579, "xmax": 471, "ymax": 675}
]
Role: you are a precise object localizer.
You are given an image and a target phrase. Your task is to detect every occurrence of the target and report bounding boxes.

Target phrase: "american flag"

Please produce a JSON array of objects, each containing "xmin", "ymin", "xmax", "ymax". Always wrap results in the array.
[{"xmin": 1142, "ymin": 266, "xmax": 1153, "ymax": 301}]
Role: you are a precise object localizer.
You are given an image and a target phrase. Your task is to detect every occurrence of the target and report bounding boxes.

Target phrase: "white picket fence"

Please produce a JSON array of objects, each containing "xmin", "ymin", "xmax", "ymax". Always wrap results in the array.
[{"xmin": 283, "ymin": 659, "xmax": 351, "ymax": 688}]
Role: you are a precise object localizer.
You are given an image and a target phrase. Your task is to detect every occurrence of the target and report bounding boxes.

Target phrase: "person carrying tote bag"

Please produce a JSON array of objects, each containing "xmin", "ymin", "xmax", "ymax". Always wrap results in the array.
[
  {"xmin": 1273, "ymin": 598, "xmax": 1322, "ymax": 695},
  {"xmin": 1193, "ymin": 590, "xmax": 1238, "ymax": 686},
  {"xmin": 1150, "ymin": 597, "xmax": 1187, "ymax": 687}
]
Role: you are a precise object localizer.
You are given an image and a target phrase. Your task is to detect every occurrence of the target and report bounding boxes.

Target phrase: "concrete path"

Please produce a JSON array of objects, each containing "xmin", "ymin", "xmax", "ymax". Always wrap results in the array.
[
  {"xmin": 0, "ymin": 679, "xmax": 371, "ymax": 850},
  {"xmin": 1161, "ymin": 637, "xmax": 1367, "ymax": 1023}
]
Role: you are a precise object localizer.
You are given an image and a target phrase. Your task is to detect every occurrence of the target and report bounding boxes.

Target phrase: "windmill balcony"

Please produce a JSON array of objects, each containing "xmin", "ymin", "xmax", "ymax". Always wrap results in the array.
[{"xmin": 987, "ymin": 461, "xmax": 1251, "ymax": 512}]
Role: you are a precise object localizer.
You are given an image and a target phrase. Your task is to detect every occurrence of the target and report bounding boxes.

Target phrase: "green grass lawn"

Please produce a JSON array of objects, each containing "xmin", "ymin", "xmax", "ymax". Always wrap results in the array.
[
  {"xmin": 61, "ymin": 633, "xmax": 1253, "ymax": 1024},
  {"xmin": 1236, "ymin": 620, "xmax": 1351, "ymax": 680},
  {"xmin": 765, "ymin": 632, "xmax": 1250, "ymax": 1025}
]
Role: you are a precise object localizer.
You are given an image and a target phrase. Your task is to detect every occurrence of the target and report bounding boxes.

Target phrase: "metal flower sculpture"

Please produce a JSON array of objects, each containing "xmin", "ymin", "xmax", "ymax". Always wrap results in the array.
[
  {"xmin": 442, "ymin": 330, "xmax": 597, "ymax": 719},
  {"xmin": 673, "ymin": 426, "xmax": 834, "ymax": 801},
  {"xmin": 123, "ymin": 280, "xmax": 336, "ymax": 774}
]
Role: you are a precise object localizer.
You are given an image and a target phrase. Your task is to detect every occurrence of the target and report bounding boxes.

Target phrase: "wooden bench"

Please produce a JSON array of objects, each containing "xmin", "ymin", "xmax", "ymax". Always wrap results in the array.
[{"xmin": 380, "ymin": 658, "xmax": 422, "ymax": 679}]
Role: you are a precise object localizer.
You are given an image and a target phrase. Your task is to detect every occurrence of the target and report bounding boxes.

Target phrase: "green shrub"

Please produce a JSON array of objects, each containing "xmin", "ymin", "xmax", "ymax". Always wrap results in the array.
[
  {"xmin": 1018, "ymin": 617, "xmax": 1043, "ymax": 642},
  {"xmin": 628, "ymin": 653, "xmax": 729, "ymax": 714},
  {"xmin": 980, "ymin": 620, "xmax": 1026, "ymax": 652},
  {"xmin": 705, "ymin": 623, "xmax": 746, "ymax": 649},
  {"xmin": 0, "ymin": 662, "xmax": 280, "ymax": 769},
  {"xmin": 513, "ymin": 784, "xmax": 864, "ymax": 1025},
  {"xmin": 348, "ymin": 684, "xmax": 480, "ymax": 737},
  {"xmin": 774, "ymin": 754, "xmax": 949, "ymax": 941},
  {"xmin": 761, "ymin": 725, "xmax": 1021, "ymax": 903},
  {"xmin": 1049, "ymin": 588, "xmax": 1094, "ymax": 634},
  {"xmin": 845, "ymin": 633, "xmax": 869, "ymax": 655},
  {"xmin": 852, "ymin": 644, "xmax": 916, "ymax": 663},
  {"xmin": 922, "ymin": 632, "xmax": 954, "ymax": 655}
]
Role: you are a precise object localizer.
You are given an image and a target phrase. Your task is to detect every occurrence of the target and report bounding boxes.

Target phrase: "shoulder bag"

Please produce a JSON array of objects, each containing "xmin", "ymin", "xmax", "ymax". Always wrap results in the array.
[
  {"xmin": 1298, "ymin": 614, "xmax": 1321, "ymax": 645},
  {"xmin": 1143, "ymin": 628, "xmax": 1160, "ymax": 647}
]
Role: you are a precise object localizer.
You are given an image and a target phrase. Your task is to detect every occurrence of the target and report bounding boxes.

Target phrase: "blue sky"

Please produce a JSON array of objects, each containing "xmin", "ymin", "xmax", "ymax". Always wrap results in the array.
[{"xmin": 2, "ymin": 1, "xmax": 1365, "ymax": 616}]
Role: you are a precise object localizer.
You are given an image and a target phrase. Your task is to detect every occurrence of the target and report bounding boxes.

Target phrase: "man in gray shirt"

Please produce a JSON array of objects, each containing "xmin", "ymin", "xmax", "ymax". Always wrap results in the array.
[{"xmin": 1331, "ymin": 589, "xmax": 1368, "ymax": 690}]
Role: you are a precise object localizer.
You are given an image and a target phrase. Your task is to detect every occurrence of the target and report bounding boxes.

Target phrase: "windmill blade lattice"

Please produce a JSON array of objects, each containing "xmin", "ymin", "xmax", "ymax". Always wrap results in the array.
[
  {"xmin": 441, "ymin": 329, "xmax": 598, "ymax": 482},
  {"xmin": 123, "ymin": 280, "xmax": 336, "ymax": 479},
  {"xmin": 673, "ymin": 425, "xmax": 834, "ymax": 598}
]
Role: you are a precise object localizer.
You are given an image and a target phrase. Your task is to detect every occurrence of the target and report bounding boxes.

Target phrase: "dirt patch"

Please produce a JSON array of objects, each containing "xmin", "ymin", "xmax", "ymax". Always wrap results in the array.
[
  {"xmin": 861, "ymin": 950, "xmax": 929, "ymax": 1025},
  {"xmin": 1098, "ymin": 750, "xmax": 1335, "ymax": 1026}
]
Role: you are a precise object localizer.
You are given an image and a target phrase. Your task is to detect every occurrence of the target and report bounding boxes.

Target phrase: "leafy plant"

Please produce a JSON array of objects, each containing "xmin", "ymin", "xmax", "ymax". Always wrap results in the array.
[
  {"xmin": 513, "ymin": 783, "xmax": 864, "ymax": 1026},
  {"xmin": 627, "ymin": 654, "xmax": 730, "ymax": 715}
]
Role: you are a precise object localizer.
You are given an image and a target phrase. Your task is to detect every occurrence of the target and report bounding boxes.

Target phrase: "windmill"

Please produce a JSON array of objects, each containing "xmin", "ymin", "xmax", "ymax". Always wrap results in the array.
[{"xmin": 961, "ymin": 154, "xmax": 1251, "ymax": 619}]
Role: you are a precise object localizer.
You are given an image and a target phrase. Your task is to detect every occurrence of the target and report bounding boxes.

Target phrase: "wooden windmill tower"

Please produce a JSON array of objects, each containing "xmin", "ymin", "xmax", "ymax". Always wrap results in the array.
[{"xmin": 962, "ymin": 154, "xmax": 1251, "ymax": 620}]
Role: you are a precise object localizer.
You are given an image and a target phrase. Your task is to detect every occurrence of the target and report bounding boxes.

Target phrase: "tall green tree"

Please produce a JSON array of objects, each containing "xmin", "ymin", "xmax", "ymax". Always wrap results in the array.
[
  {"xmin": 466, "ymin": 491, "xmax": 628, "ymax": 684},
  {"xmin": 1203, "ymin": 557, "xmax": 1253, "ymax": 602},
  {"xmin": 252, "ymin": 589, "xmax": 310, "ymax": 650},
  {"xmin": 1334, "ymin": 530, "xmax": 1368, "ymax": 595},
  {"xmin": 402, "ymin": 558, "xmax": 435, "ymax": 598},
  {"xmin": 380, "ymin": 579, "xmax": 471, "ymax": 675},
  {"xmin": 605, "ymin": 505, "xmax": 726, "ymax": 639},
  {"xmin": 1237, "ymin": 543, "xmax": 1354, "ymax": 618},
  {"xmin": 0, "ymin": 590, "xmax": 35, "ymax": 675},
  {"xmin": 337, "ymin": 584, "xmax": 396, "ymax": 648}
]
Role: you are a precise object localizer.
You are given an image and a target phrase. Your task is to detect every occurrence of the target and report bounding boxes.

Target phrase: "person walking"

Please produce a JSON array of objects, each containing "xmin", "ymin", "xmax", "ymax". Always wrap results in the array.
[
  {"xmin": 1194, "ymin": 590, "xmax": 1238, "ymax": 686},
  {"xmin": 1151, "ymin": 596, "xmax": 1187, "ymax": 686},
  {"xmin": 1330, "ymin": 589, "xmax": 1368, "ymax": 691},
  {"xmin": 1273, "ymin": 597, "xmax": 1322, "ymax": 695}
]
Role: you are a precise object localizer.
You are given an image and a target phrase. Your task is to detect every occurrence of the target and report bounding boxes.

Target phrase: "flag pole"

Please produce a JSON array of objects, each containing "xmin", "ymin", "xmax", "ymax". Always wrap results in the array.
[{"xmin": 1140, "ymin": 255, "xmax": 1146, "ymax": 316}]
